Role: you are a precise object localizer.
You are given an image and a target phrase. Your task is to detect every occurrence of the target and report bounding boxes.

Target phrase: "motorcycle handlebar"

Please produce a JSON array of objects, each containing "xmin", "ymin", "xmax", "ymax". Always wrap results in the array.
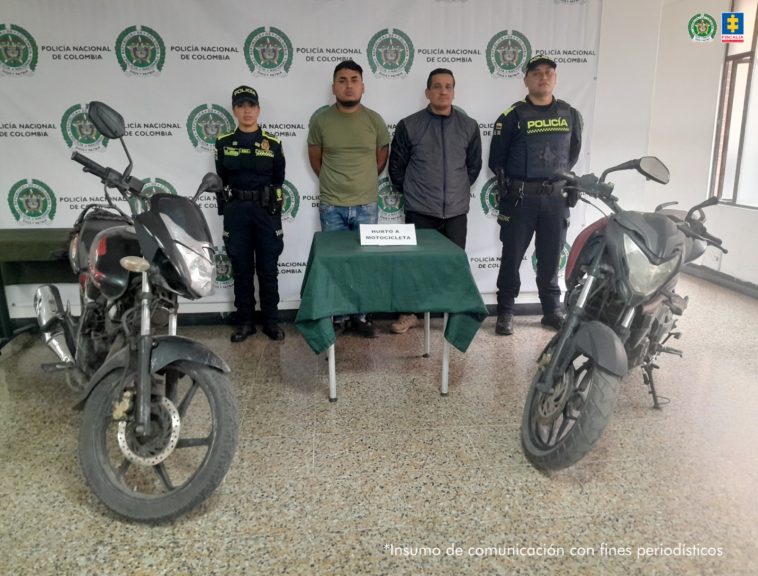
[
  {"xmin": 71, "ymin": 151, "xmax": 109, "ymax": 180},
  {"xmin": 71, "ymin": 151, "xmax": 144, "ymax": 196}
]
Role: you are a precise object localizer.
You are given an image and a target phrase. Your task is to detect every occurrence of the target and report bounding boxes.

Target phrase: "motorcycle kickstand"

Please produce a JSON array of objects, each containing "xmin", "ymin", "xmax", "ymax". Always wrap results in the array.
[{"xmin": 642, "ymin": 363, "xmax": 664, "ymax": 410}]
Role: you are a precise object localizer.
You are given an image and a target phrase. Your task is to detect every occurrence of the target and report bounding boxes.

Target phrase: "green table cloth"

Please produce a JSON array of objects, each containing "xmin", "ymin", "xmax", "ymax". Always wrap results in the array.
[{"xmin": 295, "ymin": 229, "xmax": 488, "ymax": 354}]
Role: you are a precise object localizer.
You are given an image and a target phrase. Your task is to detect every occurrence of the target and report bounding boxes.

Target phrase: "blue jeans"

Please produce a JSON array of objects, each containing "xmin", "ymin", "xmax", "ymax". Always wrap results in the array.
[
  {"xmin": 319, "ymin": 202, "xmax": 378, "ymax": 325},
  {"xmin": 319, "ymin": 202, "xmax": 378, "ymax": 231}
]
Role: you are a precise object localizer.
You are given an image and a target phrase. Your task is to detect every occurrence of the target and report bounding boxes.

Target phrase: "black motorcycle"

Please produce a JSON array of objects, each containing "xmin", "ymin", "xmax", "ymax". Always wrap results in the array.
[
  {"xmin": 33, "ymin": 101, "xmax": 238, "ymax": 522},
  {"xmin": 521, "ymin": 157, "xmax": 727, "ymax": 470}
]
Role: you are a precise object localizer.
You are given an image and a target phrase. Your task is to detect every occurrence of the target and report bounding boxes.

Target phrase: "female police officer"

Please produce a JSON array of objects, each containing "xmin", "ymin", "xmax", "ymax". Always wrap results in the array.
[{"xmin": 215, "ymin": 86, "xmax": 286, "ymax": 342}]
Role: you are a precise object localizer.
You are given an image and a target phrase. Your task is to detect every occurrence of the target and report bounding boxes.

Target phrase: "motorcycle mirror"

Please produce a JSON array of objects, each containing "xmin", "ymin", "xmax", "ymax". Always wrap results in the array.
[
  {"xmin": 87, "ymin": 101, "xmax": 126, "ymax": 140},
  {"xmin": 193, "ymin": 172, "xmax": 223, "ymax": 202},
  {"xmin": 637, "ymin": 156, "xmax": 670, "ymax": 185}
]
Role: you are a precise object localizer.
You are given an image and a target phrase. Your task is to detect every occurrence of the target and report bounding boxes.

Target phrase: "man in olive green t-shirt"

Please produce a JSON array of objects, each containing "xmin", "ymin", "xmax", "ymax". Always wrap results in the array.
[{"xmin": 307, "ymin": 59, "xmax": 390, "ymax": 338}]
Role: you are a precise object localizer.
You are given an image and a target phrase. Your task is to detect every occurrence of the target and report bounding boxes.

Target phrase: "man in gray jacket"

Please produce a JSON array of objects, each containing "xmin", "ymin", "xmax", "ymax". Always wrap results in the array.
[{"xmin": 388, "ymin": 68, "xmax": 482, "ymax": 333}]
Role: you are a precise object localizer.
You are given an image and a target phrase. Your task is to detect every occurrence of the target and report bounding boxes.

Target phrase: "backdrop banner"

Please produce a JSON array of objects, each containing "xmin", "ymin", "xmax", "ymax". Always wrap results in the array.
[{"xmin": 1, "ymin": 0, "xmax": 601, "ymax": 317}]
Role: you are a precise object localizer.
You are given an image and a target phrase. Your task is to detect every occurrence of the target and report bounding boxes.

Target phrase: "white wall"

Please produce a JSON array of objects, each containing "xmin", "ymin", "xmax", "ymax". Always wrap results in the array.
[
  {"xmin": 648, "ymin": 0, "xmax": 757, "ymax": 284},
  {"xmin": 589, "ymin": 0, "xmax": 663, "ymax": 212},
  {"xmin": 593, "ymin": 0, "xmax": 757, "ymax": 286}
]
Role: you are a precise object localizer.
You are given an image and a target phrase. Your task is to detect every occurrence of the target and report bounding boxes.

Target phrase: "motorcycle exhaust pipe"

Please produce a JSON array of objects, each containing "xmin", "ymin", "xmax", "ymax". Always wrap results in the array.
[
  {"xmin": 34, "ymin": 285, "xmax": 75, "ymax": 364},
  {"xmin": 34, "ymin": 284, "xmax": 64, "ymax": 332},
  {"xmin": 42, "ymin": 330, "xmax": 75, "ymax": 364}
]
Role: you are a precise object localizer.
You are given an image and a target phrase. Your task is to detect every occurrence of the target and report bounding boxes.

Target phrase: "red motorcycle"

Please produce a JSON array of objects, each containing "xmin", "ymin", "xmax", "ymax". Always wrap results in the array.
[{"xmin": 521, "ymin": 157, "xmax": 727, "ymax": 470}]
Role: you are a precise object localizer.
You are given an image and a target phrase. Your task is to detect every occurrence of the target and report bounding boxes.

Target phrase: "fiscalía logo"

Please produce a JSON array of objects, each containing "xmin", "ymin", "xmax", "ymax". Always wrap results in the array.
[
  {"xmin": 187, "ymin": 104, "xmax": 235, "ymax": 152},
  {"xmin": 141, "ymin": 177, "xmax": 177, "ymax": 197},
  {"xmin": 532, "ymin": 241, "xmax": 571, "ymax": 274},
  {"xmin": 480, "ymin": 177, "xmax": 500, "ymax": 218},
  {"xmin": 0, "ymin": 24, "xmax": 38, "ymax": 76},
  {"xmin": 367, "ymin": 28, "xmax": 414, "ymax": 78},
  {"xmin": 486, "ymin": 30, "xmax": 531, "ymax": 78},
  {"xmin": 8, "ymin": 179, "xmax": 57, "ymax": 224},
  {"xmin": 61, "ymin": 103, "xmax": 109, "ymax": 151},
  {"xmin": 281, "ymin": 179, "xmax": 300, "ymax": 221},
  {"xmin": 214, "ymin": 245, "xmax": 234, "ymax": 288},
  {"xmin": 721, "ymin": 12, "xmax": 745, "ymax": 43},
  {"xmin": 378, "ymin": 177, "xmax": 404, "ymax": 222},
  {"xmin": 244, "ymin": 27, "xmax": 293, "ymax": 77},
  {"xmin": 688, "ymin": 14, "xmax": 717, "ymax": 42},
  {"xmin": 115, "ymin": 25, "xmax": 166, "ymax": 76}
]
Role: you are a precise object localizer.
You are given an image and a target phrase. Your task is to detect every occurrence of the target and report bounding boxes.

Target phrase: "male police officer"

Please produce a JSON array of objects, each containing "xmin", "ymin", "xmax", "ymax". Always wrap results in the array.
[
  {"xmin": 488, "ymin": 55, "xmax": 583, "ymax": 336},
  {"xmin": 216, "ymin": 86, "xmax": 286, "ymax": 342}
]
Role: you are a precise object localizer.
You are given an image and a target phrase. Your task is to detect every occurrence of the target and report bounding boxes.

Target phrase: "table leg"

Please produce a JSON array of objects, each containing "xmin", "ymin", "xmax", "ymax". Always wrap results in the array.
[
  {"xmin": 423, "ymin": 312, "xmax": 431, "ymax": 357},
  {"xmin": 441, "ymin": 313, "xmax": 449, "ymax": 396},
  {"xmin": 328, "ymin": 343, "xmax": 337, "ymax": 402}
]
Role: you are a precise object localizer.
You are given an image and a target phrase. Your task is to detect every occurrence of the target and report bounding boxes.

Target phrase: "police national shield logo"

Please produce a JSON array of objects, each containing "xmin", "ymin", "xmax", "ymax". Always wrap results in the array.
[
  {"xmin": 280, "ymin": 180, "xmax": 300, "ymax": 221},
  {"xmin": 214, "ymin": 246, "xmax": 234, "ymax": 288},
  {"xmin": 378, "ymin": 177, "xmax": 404, "ymax": 222},
  {"xmin": 8, "ymin": 179, "xmax": 57, "ymax": 224},
  {"xmin": 480, "ymin": 177, "xmax": 500, "ymax": 218},
  {"xmin": 486, "ymin": 30, "xmax": 531, "ymax": 78},
  {"xmin": 244, "ymin": 27, "xmax": 293, "ymax": 77},
  {"xmin": 688, "ymin": 14, "xmax": 717, "ymax": 43},
  {"xmin": 115, "ymin": 25, "xmax": 166, "ymax": 75},
  {"xmin": 61, "ymin": 103, "xmax": 109, "ymax": 151},
  {"xmin": 367, "ymin": 28, "xmax": 414, "ymax": 78},
  {"xmin": 187, "ymin": 104, "xmax": 235, "ymax": 152},
  {"xmin": 142, "ymin": 178, "xmax": 177, "ymax": 197},
  {"xmin": 0, "ymin": 24, "xmax": 38, "ymax": 76}
]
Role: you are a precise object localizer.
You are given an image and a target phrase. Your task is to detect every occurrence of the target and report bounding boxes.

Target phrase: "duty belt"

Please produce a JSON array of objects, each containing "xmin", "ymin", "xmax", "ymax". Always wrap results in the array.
[
  {"xmin": 230, "ymin": 188, "xmax": 264, "ymax": 202},
  {"xmin": 506, "ymin": 178, "xmax": 564, "ymax": 196}
]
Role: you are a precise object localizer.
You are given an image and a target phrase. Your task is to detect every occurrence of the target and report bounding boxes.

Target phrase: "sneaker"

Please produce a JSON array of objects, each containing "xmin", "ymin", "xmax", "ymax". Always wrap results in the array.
[
  {"xmin": 541, "ymin": 312, "xmax": 565, "ymax": 331},
  {"xmin": 350, "ymin": 317, "xmax": 377, "ymax": 338},
  {"xmin": 495, "ymin": 313, "xmax": 513, "ymax": 336},
  {"xmin": 231, "ymin": 322, "xmax": 256, "ymax": 343},
  {"xmin": 390, "ymin": 314, "xmax": 418, "ymax": 334}
]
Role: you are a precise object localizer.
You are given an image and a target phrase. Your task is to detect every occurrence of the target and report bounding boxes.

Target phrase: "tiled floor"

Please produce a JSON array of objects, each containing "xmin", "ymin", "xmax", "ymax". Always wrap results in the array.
[{"xmin": 1, "ymin": 275, "xmax": 756, "ymax": 575}]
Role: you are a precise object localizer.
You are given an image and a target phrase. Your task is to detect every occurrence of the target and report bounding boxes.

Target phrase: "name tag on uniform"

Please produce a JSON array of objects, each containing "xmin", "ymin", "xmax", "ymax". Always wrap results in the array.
[{"xmin": 360, "ymin": 224, "xmax": 417, "ymax": 246}]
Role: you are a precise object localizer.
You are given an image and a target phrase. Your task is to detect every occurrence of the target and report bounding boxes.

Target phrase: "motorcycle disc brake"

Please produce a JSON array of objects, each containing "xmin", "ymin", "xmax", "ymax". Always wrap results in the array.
[
  {"xmin": 536, "ymin": 366, "xmax": 574, "ymax": 425},
  {"xmin": 117, "ymin": 396, "xmax": 181, "ymax": 466}
]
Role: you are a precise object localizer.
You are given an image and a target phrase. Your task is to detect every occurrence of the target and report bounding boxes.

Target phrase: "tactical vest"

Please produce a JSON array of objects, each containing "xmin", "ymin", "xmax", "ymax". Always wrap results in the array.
[{"xmin": 506, "ymin": 100, "xmax": 573, "ymax": 180}]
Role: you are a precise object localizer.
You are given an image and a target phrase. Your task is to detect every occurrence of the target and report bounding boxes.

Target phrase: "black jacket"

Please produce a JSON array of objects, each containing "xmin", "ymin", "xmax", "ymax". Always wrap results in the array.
[{"xmin": 389, "ymin": 106, "xmax": 482, "ymax": 219}]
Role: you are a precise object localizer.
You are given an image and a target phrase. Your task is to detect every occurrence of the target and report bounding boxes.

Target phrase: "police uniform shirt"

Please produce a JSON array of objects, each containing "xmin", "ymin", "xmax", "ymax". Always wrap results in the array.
[
  {"xmin": 488, "ymin": 97, "xmax": 583, "ymax": 181},
  {"xmin": 215, "ymin": 128, "xmax": 285, "ymax": 190}
]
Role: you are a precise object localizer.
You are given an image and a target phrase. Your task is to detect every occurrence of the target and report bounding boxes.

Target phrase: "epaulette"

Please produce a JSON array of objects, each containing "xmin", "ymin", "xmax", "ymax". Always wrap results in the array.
[
  {"xmin": 502, "ymin": 100, "xmax": 526, "ymax": 118},
  {"xmin": 215, "ymin": 131, "xmax": 235, "ymax": 141},
  {"xmin": 262, "ymin": 130, "xmax": 281, "ymax": 143}
]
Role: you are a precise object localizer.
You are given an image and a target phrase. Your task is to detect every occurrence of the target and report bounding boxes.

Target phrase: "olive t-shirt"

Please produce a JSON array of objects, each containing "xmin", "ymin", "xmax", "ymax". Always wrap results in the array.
[{"xmin": 307, "ymin": 104, "xmax": 390, "ymax": 206}]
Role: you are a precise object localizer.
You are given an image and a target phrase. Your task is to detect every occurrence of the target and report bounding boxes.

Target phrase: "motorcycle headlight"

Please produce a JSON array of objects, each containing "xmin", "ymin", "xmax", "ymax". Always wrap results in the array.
[
  {"xmin": 175, "ymin": 243, "xmax": 216, "ymax": 298},
  {"xmin": 623, "ymin": 233, "xmax": 679, "ymax": 296}
]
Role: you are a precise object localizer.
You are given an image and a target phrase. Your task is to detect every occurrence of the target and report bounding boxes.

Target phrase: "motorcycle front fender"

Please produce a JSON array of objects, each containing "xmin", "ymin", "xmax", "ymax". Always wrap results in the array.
[
  {"xmin": 149, "ymin": 335, "xmax": 230, "ymax": 374},
  {"xmin": 73, "ymin": 335, "xmax": 230, "ymax": 410},
  {"xmin": 574, "ymin": 320, "xmax": 628, "ymax": 378}
]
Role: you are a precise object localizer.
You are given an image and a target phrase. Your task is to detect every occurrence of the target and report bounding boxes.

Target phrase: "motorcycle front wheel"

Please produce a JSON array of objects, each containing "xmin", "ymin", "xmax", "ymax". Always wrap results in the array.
[
  {"xmin": 79, "ymin": 360, "xmax": 238, "ymax": 523},
  {"xmin": 521, "ymin": 346, "xmax": 620, "ymax": 471}
]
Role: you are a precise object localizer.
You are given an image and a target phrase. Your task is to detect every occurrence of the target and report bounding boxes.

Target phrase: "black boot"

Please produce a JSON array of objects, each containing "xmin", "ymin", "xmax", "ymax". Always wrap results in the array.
[
  {"xmin": 231, "ymin": 322, "xmax": 256, "ymax": 343},
  {"xmin": 540, "ymin": 311, "xmax": 565, "ymax": 331},
  {"xmin": 495, "ymin": 313, "xmax": 513, "ymax": 336},
  {"xmin": 262, "ymin": 322, "xmax": 285, "ymax": 341}
]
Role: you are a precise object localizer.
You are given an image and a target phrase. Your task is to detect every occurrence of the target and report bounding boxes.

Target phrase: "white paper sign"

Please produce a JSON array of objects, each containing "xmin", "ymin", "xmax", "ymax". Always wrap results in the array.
[{"xmin": 360, "ymin": 224, "xmax": 417, "ymax": 246}]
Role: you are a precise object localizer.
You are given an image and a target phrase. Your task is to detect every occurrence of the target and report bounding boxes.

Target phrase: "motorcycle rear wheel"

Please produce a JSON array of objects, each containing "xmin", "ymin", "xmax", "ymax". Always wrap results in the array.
[
  {"xmin": 521, "ymin": 347, "xmax": 620, "ymax": 471},
  {"xmin": 79, "ymin": 360, "xmax": 237, "ymax": 523}
]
